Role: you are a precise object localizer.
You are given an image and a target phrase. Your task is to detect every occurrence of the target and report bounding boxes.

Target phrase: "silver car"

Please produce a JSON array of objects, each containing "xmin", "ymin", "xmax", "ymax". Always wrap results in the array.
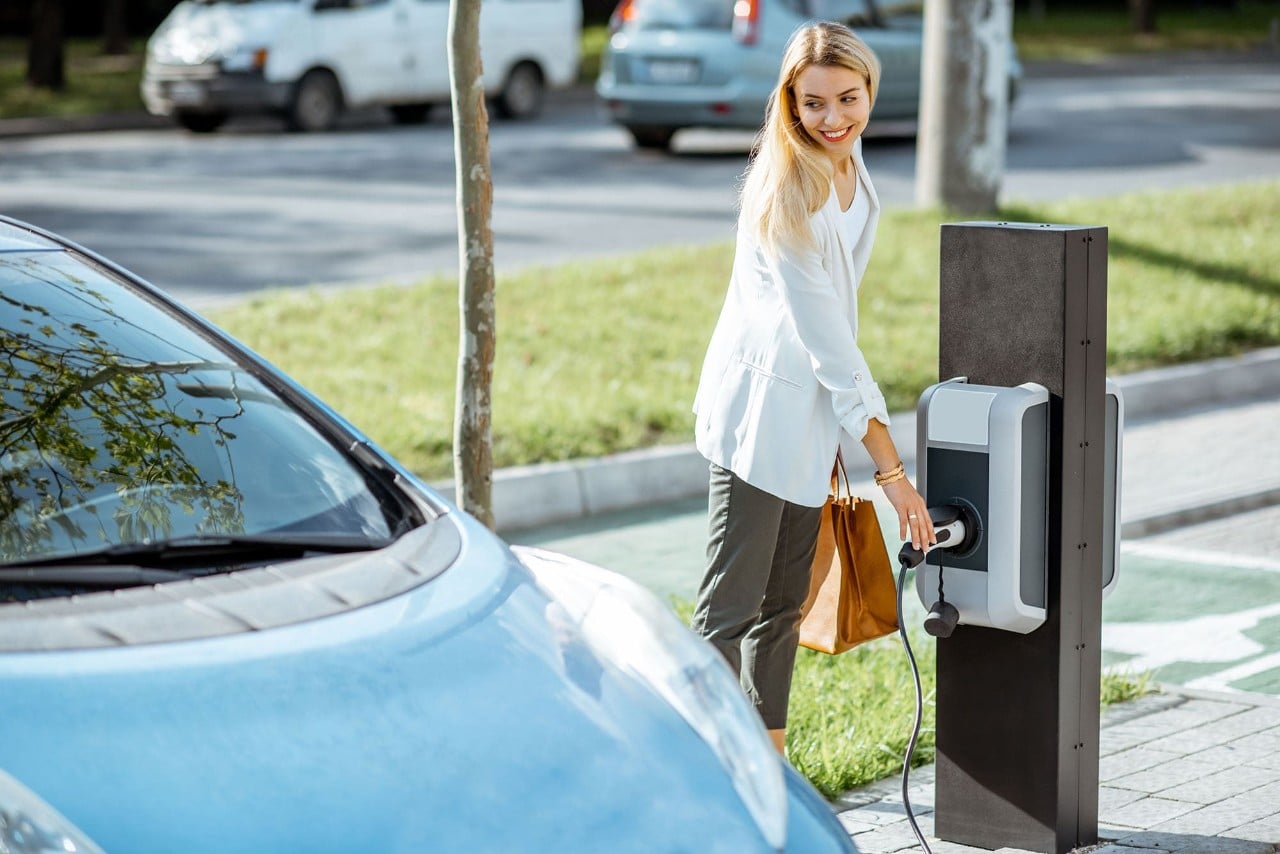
[{"xmin": 597, "ymin": 0, "xmax": 1019, "ymax": 150}]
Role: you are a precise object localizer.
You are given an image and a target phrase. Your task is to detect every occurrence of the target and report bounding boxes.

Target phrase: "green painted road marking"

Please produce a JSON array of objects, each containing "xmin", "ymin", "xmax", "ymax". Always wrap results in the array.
[{"xmin": 1104, "ymin": 551, "xmax": 1280, "ymax": 695}]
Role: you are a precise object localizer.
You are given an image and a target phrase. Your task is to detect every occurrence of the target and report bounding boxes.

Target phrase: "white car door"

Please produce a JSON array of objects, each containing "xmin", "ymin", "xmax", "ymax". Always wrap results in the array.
[
  {"xmin": 480, "ymin": 0, "xmax": 580, "ymax": 90},
  {"xmin": 309, "ymin": 0, "xmax": 418, "ymax": 104},
  {"xmin": 403, "ymin": 0, "xmax": 452, "ymax": 100}
]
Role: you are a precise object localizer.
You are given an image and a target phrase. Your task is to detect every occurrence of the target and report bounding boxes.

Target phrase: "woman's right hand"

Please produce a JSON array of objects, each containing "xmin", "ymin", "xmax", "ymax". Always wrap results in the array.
[{"xmin": 881, "ymin": 478, "xmax": 935, "ymax": 552}]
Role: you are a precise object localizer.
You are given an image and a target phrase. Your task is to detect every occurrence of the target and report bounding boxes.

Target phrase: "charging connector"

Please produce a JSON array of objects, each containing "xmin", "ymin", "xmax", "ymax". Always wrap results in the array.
[{"xmin": 897, "ymin": 504, "xmax": 977, "ymax": 570}]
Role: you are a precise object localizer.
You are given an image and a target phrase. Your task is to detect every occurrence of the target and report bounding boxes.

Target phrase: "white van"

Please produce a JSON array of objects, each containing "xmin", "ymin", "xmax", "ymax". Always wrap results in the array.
[{"xmin": 142, "ymin": 0, "xmax": 581, "ymax": 133}]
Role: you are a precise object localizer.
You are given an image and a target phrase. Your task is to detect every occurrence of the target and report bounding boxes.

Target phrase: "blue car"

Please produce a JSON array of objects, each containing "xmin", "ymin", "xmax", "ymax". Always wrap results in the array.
[
  {"xmin": 597, "ymin": 0, "xmax": 1021, "ymax": 150},
  {"xmin": 0, "ymin": 216, "xmax": 856, "ymax": 853}
]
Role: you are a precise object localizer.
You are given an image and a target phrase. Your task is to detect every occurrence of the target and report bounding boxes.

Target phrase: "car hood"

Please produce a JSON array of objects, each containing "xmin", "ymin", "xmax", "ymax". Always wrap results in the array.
[
  {"xmin": 148, "ymin": 0, "xmax": 294, "ymax": 64},
  {"xmin": 0, "ymin": 514, "xmax": 774, "ymax": 853}
]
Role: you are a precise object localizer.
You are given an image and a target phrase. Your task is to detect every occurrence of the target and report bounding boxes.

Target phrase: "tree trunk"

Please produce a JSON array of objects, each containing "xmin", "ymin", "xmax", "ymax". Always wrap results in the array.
[
  {"xmin": 1129, "ymin": 0, "xmax": 1158, "ymax": 35},
  {"xmin": 27, "ymin": 0, "xmax": 66, "ymax": 91},
  {"xmin": 448, "ymin": 0, "xmax": 497, "ymax": 530},
  {"xmin": 915, "ymin": 0, "xmax": 1012, "ymax": 213},
  {"xmin": 103, "ymin": 0, "xmax": 130, "ymax": 56}
]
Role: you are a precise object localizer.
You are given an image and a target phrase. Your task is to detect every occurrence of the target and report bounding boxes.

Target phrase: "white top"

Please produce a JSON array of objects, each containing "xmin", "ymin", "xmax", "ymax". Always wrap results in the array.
[{"xmin": 841, "ymin": 172, "xmax": 872, "ymax": 261}]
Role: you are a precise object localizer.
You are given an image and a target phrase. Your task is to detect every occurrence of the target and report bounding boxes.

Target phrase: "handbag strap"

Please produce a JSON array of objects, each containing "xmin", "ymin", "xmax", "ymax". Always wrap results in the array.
[{"xmin": 831, "ymin": 449, "xmax": 854, "ymax": 501}]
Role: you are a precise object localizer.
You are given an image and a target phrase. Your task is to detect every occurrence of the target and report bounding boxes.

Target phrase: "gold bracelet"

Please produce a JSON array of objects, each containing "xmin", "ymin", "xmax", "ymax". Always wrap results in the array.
[
  {"xmin": 876, "ymin": 469, "xmax": 906, "ymax": 488},
  {"xmin": 874, "ymin": 461, "xmax": 903, "ymax": 480},
  {"xmin": 874, "ymin": 462, "xmax": 905, "ymax": 487}
]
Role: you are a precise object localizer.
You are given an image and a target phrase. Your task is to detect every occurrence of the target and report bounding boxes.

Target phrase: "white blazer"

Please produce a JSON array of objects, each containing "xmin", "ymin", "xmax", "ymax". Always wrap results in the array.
[{"xmin": 693, "ymin": 139, "xmax": 890, "ymax": 508}]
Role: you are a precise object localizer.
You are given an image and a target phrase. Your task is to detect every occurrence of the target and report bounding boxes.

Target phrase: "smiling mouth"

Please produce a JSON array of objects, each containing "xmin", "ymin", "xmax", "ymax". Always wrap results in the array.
[{"xmin": 820, "ymin": 127, "xmax": 852, "ymax": 142}]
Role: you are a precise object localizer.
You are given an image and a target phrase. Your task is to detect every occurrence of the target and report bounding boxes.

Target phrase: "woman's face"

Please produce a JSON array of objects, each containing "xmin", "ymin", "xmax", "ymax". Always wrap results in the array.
[{"xmin": 792, "ymin": 63, "xmax": 871, "ymax": 166}]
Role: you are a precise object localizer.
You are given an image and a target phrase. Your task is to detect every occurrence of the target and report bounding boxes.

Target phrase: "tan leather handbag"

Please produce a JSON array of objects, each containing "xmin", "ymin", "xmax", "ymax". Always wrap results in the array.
[{"xmin": 798, "ymin": 455, "xmax": 898, "ymax": 654}]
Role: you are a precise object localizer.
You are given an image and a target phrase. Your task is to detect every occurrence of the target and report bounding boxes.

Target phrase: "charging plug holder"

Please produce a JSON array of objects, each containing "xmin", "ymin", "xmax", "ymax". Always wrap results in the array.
[{"xmin": 923, "ymin": 600, "xmax": 960, "ymax": 639}]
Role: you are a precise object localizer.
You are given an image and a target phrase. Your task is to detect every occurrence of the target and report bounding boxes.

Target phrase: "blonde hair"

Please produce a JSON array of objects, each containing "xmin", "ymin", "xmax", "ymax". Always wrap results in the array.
[{"xmin": 739, "ymin": 22, "xmax": 880, "ymax": 252}]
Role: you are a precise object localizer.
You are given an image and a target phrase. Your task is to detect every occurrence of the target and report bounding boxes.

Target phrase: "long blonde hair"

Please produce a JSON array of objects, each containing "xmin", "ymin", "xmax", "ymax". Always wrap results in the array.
[{"xmin": 739, "ymin": 22, "xmax": 880, "ymax": 252}]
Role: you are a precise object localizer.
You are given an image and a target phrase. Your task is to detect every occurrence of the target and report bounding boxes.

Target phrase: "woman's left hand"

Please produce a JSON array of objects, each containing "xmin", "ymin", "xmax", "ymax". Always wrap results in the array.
[{"xmin": 881, "ymin": 478, "xmax": 935, "ymax": 552}]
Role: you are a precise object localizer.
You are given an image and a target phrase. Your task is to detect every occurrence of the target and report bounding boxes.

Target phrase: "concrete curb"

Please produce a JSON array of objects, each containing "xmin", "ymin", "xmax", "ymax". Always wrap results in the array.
[
  {"xmin": 1113, "ymin": 346, "xmax": 1280, "ymax": 421},
  {"xmin": 1020, "ymin": 46, "xmax": 1280, "ymax": 80},
  {"xmin": 1122, "ymin": 485, "xmax": 1280, "ymax": 540},
  {"xmin": 0, "ymin": 112, "xmax": 170, "ymax": 139},
  {"xmin": 0, "ymin": 85, "xmax": 599, "ymax": 140},
  {"xmin": 453, "ymin": 347, "xmax": 1280, "ymax": 533}
]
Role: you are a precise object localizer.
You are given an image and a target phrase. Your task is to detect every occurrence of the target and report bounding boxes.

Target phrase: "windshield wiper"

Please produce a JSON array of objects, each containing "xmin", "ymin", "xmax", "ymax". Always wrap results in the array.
[
  {"xmin": 2, "ymin": 533, "xmax": 389, "ymax": 570},
  {"xmin": 0, "ymin": 565, "xmax": 193, "ymax": 588}
]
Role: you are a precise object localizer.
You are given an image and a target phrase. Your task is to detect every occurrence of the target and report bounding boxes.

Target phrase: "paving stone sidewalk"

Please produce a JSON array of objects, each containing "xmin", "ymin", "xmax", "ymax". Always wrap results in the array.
[{"xmin": 833, "ymin": 688, "xmax": 1280, "ymax": 853}]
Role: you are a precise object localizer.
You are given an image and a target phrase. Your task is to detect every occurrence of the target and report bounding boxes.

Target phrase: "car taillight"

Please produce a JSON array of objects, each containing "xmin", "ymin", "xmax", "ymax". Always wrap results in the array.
[
  {"xmin": 609, "ymin": 0, "xmax": 637, "ymax": 33},
  {"xmin": 732, "ymin": 0, "xmax": 760, "ymax": 45}
]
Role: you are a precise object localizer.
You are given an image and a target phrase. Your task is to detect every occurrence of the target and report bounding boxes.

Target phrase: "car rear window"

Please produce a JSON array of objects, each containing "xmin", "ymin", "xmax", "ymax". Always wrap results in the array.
[
  {"xmin": 620, "ymin": 0, "xmax": 734, "ymax": 30},
  {"xmin": 807, "ymin": 0, "xmax": 883, "ymax": 27},
  {"xmin": 616, "ymin": 0, "xmax": 907, "ymax": 32}
]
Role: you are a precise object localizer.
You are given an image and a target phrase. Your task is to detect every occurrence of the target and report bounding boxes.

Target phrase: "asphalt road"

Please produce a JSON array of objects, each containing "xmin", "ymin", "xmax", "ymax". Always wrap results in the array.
[{"xmin": 1, "ymin": 51, "xmax": 1277, "ymax": 306}]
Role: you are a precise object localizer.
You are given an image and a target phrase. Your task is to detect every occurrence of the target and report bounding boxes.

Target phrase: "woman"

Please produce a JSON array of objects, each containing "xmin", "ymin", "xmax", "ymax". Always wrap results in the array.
[{"xmin": 690, "ymin": 22, "xmax": 937, "ymax": 755}]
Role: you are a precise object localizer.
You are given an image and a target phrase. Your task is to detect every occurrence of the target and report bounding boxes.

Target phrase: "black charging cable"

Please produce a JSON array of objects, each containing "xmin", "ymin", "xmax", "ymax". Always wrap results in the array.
[
  {"xmin": 894, "ymin": 555, "xmax": 934, "ymax": 854},
  {"xmin": 894, "ymin": 504, "xmax": 975, "ymax": 853}
]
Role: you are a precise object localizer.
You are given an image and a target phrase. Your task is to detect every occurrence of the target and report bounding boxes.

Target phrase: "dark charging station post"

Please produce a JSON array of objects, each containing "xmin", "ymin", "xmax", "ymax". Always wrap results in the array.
[{"xmin": 931, "ymin": 222, "xmax": 1109, "ymax": 853}]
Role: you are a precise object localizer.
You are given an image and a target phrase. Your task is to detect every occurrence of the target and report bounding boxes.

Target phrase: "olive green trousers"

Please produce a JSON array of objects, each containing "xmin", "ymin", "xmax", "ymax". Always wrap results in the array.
[{"xmin": 691, "ymin": 463, "xmax": 822, "ymax": 730}]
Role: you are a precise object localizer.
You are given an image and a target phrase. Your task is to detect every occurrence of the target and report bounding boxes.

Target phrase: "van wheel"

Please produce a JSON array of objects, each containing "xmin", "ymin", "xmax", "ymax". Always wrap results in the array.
[
  {"xmin": 174, "ymin": 111, "xmax": 228, "ymax": 134},
  {"xmin": 389, "ymin": 103, "xmax": 432, "ymax": 125},
  {"xmin": 494, "ymin": 62, "xmax": 544, "ymax": 120},
  {"xmin": 627, "ymin": 126, "xmax": 676, "ymax": 151},
  {"xmin": 288, "ymin": 70, "xmax": 343, "ymax": 132}
]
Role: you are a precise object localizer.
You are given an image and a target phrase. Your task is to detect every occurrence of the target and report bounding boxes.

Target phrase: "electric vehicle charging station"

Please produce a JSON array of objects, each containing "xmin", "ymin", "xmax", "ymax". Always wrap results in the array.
[
  {"xmin": 911, "ymin": 378, "xmax": 1124, "ymax": 639},
  {"xmin": 921, "ymin": 221, "xmax": 1112, "ymax": 854},
  {"xmin": 914, "ymin": 379, "xmax": 1052, "ymax": 636}
]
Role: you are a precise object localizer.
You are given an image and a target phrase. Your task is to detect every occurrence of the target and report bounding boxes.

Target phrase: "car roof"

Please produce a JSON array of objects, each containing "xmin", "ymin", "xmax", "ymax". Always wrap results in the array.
[{"xmin": 0, "ymin": 217, "xmax": 65, "ymax": 253}]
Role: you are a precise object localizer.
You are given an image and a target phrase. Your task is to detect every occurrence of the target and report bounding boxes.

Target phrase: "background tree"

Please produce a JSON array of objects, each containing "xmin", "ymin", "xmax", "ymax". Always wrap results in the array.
[
  {"xmin": 103, "ymin": 0, "xmax": 130, "ymax": 55},
  {"xmin": 915, "ymin": 0, "xmax": 1014, "ymax": 213},
  {"xmin": 448, "ymin": 0, "xmax": 497, "ymax": 530},
  {"xmin": 1130, "ymin": 0, "xmax": 1158, "ymax": 34},
  {"xmin": 26, "ymin": 0, "xmax": 66, "ymax": 90}
]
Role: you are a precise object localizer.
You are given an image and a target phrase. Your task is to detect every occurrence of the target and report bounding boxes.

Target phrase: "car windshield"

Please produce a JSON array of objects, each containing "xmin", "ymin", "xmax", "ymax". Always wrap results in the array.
[{"xmin": 0, "ymin": 249, "xmax": 405, "ymax": 564}]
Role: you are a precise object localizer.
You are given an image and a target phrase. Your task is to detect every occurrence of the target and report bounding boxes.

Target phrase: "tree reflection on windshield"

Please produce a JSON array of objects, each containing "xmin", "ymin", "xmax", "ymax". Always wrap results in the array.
[
  {"xmin": 0, "ymin": 255, "xmax": 248, "ymax": 561},
  {"xmin": 2, "ymin": 250, "xmax": 399, "ymax": 567}
]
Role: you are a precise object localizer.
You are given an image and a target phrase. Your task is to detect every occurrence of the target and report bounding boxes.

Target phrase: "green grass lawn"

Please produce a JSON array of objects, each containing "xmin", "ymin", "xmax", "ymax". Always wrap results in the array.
[
  {"xmin": 1013, "ymin": 0, "xmax": 1280, "ymax": 61},
  {"xmin": 0, "ymin": 38, "xmax": 145, "ymax": 120},
  {"xmin": 786, "ymin": 639, "xmax": 1153, "ymax": 797},
  {"xmin": 208, "ymin": 180, "xmax": 1280, "ymax": 482}
]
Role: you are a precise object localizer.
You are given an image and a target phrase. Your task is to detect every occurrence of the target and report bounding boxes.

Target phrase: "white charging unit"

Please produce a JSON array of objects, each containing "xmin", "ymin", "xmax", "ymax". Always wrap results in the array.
[
  {"xmin": 914, "ymin": 378, "xmax": 1124, "ymax": 635},
  {"xmin": 915, "ymin": 379, "xmax": 1051, "ymax": 634}
]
